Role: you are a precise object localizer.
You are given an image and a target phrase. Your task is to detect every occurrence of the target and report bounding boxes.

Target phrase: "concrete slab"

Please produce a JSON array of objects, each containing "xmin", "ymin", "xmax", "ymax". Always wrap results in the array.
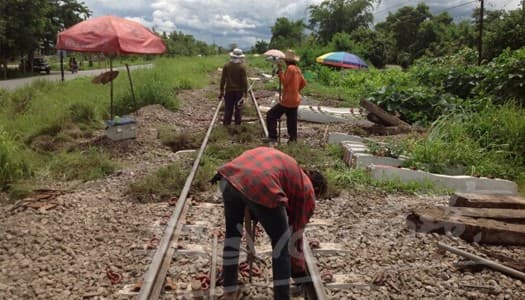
[
  {"xmin": 342, "ymin": 143, "xmax": 405, "ymax": 168},
  {"xmin": 368, "ymin": 165, "xmax": 518, "ymax": 195},
  {"xmin": 353, "ymin": 153, "xmax": 405, "ymax": 169},
  {"xmin": 259, "ymin": 105, "xmax": 364, "ymax": 124},
  {"xmin": 328, "ymin": 132, "xmax": 363, "ymax": 144}
]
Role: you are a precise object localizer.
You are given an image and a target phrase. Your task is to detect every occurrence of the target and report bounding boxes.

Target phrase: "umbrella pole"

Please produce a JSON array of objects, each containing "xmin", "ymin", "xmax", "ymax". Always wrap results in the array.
[
  {"xmin": 125, "ymin": 63, "xmax": 137, "ymax": 111},
  {"xmin": 110, "ymin": 57, "xmax": 114, "ymax": 120}
]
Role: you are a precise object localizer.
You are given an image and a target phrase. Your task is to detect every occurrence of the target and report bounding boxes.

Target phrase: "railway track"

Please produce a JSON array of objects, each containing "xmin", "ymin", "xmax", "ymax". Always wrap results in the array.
[{"xmin": 125, "ymin": 81, "xmax": 336, "ymax": 299}]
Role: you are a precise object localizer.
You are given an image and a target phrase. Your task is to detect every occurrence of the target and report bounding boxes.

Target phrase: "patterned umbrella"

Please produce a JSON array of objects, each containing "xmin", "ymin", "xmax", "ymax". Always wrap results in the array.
[{"xmin": 316, "ymin": 51, "xmax": 368, "ymax": 69}]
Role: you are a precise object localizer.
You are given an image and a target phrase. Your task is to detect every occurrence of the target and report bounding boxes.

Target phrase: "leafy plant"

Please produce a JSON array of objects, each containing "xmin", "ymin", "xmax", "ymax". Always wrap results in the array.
[
  {"xmin": 0, "ymin": 128, "xmax": 30, "ymax": 190},
  {"xmin": 366, "ymin": 140, "xmax": 405, "ymax": 158},
  {"xmin": 474, "ymin": 48, "xmax": 525, "ymax": 106},
  {"xmin": 367, "ymin": 85, "xmax": 461, "ymax": 125}
]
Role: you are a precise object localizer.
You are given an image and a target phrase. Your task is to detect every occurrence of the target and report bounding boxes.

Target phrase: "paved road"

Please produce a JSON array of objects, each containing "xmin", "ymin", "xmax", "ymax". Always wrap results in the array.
[{"xmin": 0, "ymin": 64, "xmax": 153, "ymax": 91}]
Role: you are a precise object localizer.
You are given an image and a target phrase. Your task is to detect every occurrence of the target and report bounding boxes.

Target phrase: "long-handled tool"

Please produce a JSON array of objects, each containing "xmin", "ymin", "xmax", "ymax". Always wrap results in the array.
[
  {"xmin": 274, "ymin": 60, "xmax": 283, "ymax": 144},
  {"xmin": 243, "ymin": 208, "xmax": 257, "ymax": 283}
]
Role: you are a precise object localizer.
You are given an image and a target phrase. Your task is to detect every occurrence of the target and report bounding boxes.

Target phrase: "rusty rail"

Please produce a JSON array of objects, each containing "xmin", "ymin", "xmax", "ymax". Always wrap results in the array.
[
  {"xmin": 303, "ymin": 238, "xmax": 329, "ymax": 300},
  {"xmin": 138, "ymin": 75, "xmax": 289, "ymax": 299},
  {"xmin": 248, "ymin": 79, "xmax": 269, "ymax": 138},
  {"xmin": 138, "ymin": 100, "xmax": 224, "ymax": 300}
]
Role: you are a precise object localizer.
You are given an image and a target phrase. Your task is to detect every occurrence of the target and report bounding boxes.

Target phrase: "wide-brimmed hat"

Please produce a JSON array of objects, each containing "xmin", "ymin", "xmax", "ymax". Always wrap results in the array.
[
  {"xmin": 283, "ymin": 49, "xmax": 300, "ymax": 62},
  {"xmin": 229, "ymin": 48, "xmax": 245, "ymax": 59}
]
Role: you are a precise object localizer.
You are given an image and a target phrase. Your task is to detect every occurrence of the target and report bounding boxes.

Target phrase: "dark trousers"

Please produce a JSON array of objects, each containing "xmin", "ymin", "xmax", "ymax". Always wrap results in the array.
[
  {"xmin": 223, "ymin": 91, "xmax": 244, "ymax": 125},
  {"xmin": 266, "ymin": 104, "xmax": 298, "ymax": 141},
  {"xmin": 221, "ymin": 179, "xmax": 291, "ymax": 300}
]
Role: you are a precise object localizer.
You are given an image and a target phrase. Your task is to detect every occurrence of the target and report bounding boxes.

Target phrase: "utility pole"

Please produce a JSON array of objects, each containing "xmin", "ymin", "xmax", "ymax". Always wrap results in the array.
[
  {"xmin": 522, "ymin": 0, "xmax": 525, "ymax": 21},
  {"xmin": 478, "ymin": 0, "xmax": 484, "ymax": 65}
]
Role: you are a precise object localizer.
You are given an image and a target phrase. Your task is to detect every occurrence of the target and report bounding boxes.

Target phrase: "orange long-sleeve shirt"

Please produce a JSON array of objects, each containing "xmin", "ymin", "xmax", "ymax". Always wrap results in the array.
[{"xmin": 278, "ymin": 64, "xmax": 306, "ymax": 108}]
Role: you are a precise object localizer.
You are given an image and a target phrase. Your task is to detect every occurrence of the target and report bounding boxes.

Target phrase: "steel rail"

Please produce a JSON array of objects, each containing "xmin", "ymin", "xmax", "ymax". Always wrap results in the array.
[
  {"xmin": 209, "ymin": 233, "xmax": 219, "ymax": 300},
  {"xmin": 138, "ymin": 100, "xmax": 224, "ymax": 300},
  {"xmin": 303, "ymin": 238, "xmax": 329, "ymax": 300},
  {"xmin": 248, "ymin": 81, "xmax": 269, "ymax": 138}
]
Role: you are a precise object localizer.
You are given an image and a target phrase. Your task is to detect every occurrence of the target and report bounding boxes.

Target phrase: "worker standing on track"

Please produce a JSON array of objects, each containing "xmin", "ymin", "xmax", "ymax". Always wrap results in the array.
[
  {"xmin": 265, "ymin": 49, "xmax": 306, "ymax": 144},
  {"xmin": 219, "ymin": 48, "xmax": 248, "ymax": 126},
  {"xmin": 211, "ymin": 147, "xmax": 327, "ymax": 300}
]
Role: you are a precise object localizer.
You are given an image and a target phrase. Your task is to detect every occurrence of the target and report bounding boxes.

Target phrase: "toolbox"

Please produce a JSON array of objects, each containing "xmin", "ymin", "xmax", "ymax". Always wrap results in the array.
[{"xmin": 105, "ymin": 116, "xmax": 137, "ymax": 141}]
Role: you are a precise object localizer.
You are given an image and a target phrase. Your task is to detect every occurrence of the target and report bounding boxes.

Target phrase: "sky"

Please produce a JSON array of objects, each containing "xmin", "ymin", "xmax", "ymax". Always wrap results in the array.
[{"xmin": 81, "ymin": 0, "xmax": 522, "ymax": 49}]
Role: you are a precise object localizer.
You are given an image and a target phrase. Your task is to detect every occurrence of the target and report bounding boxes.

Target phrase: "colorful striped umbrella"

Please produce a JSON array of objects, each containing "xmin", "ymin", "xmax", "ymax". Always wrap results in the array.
[{"xmin": 316, "ymin": 51, "xmax": 368, "ymax": 69}]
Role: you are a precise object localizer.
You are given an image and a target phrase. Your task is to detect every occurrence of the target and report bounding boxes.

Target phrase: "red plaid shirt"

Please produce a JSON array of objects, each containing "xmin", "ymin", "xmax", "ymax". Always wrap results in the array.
[{"xmin": 218, "ymin": 147, "xmax": 316, "ymax": 272}]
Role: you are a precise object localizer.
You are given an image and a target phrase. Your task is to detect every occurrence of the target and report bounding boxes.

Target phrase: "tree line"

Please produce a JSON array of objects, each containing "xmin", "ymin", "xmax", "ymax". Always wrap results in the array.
[
  {"xmin": 255, "ymin": 0, "xmax": 524, "ymax": 69},
  {"xmin": 1, "ymin": 0, "xmax": 524, "ymax": 78}
]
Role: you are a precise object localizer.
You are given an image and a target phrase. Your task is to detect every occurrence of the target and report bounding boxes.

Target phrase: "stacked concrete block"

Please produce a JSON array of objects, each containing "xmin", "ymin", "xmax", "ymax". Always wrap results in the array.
[
  {"xmin": 330, "ymin": 132, "xmax": 405, "ymax": 169},
  {"xmin": 368, "ymin": 165, "xmax": 518, "ymax": 195},
  {"xmin": 329, "ymin": 132, "xmax": 518, "ymax": 195}
]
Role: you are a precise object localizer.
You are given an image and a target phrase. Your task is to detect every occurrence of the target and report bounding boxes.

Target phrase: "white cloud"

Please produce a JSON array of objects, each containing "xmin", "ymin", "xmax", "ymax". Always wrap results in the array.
[{"xmin": 81, "ymin": 0, "xmax": 522, "ymax": 49}]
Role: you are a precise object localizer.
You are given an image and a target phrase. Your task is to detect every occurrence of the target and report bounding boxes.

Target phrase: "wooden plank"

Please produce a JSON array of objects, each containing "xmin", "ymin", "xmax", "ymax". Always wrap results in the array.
[
  {"xmin": 406, "ymin": 207, "xmax": 525, "ymax": 245},
  {"xmin": 359, "ymin": 99, "xmax": 411, "ymax": 128},
  {"xmin": 450, "ymin": 193, "xmax": 525, "ymax": 209},
  {"xmin": 445, "ymin": 206, "xmax": 525, "ymax": 224}
]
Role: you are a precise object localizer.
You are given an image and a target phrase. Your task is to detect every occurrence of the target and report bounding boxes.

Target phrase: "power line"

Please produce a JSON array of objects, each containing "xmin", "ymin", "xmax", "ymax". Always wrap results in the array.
[
  {"xmin": 374, "ymin": 0, "xmax": 477, "ymax": 19},
  {"xmin": 374, "ymin": 1, "xmax": 414, "ymax": 15},
  {"xmin": 373, "ymin": 0, "xmax": 479, "ymax": 25},
  {"xmin": 433, "ymin": 1, "xmax": 477, "ymax": 15}
]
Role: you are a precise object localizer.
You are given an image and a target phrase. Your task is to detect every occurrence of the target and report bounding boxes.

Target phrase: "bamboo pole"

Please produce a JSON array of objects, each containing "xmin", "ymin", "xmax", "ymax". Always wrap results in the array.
[{"xmin": 437, "ymin": 242, "xmax": 525, "ymax": 280}]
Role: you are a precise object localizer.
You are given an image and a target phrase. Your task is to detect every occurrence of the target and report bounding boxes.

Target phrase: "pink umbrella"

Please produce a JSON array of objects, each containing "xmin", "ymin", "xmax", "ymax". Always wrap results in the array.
[
  {"xmin": 263, "ymin": 49, "xmax": 285, "ymax": 103},
  {"xmin": 56, "ymin": 15, "xmax": 166, "ymax": 118},
  {"xmin": 264, "ymin": 49, "xmax": 284, "ymax": 59},
  {"xmin": 56, "ymin": 15, "xmax": 166, "ymax": 55}
]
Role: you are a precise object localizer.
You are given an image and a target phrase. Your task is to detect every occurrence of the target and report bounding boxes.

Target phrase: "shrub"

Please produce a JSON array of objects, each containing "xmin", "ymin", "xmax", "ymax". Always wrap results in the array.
[
  {"xmin": 474, "ymin": 48, "xmax": 525, "ymax": 106},
  {"xmin": 404, "ymin": 103, "xmax": 525, "ymax": 180},
  {"xmin": 69, "ymin": 102, "xmax": 97, "ymax": 124},
  {"xmin": 0, "ymin": 128, "xmax": 30, "ymax": 190},
  {"xmin": 367, "ymin": 85, "xmax": 461, "ymax": 125}
]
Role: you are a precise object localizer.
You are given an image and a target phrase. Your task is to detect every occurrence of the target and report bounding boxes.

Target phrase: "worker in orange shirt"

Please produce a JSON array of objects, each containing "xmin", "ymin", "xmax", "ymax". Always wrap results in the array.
[{"xmin": 265, "ymin": 49, "xmax": 306, "ymax": 144}]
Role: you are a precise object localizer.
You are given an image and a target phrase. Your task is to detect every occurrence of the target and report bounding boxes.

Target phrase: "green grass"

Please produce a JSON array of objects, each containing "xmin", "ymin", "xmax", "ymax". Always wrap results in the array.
[
  {"xmin": 404, "ymin": 103, "xmax": 525, "ymax": 182},
  {"xmin": 4, "ymin": 53, "xmax": 522, "ymax": 199},
  {"xmin": 0, "ymin": 55, "xmax": 226, "ymax": 196}
]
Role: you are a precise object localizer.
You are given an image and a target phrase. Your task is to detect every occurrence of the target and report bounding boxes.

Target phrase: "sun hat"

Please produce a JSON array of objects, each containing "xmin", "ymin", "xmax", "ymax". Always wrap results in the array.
[
  {"xmin": 229, "ymin": 48, "xmax": 245, "ymax": 59},
  {"xmin": 283, "ymin": 49, "xmax": 300, "ymax": 62}
]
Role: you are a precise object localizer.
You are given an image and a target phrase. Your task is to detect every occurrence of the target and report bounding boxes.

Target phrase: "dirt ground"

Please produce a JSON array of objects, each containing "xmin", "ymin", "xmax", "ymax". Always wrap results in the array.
[{"xmin": 0, "ymin": 69, "xmax": 524, "ymax": 299}]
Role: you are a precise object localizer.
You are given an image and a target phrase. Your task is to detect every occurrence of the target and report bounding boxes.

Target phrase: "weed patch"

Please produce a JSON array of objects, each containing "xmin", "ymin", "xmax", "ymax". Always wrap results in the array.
[
  {"xmin": 47, "ymin": 149, "xmax": 116, "ymax": 181},
  {"xmin": 159, "ymin": 128, "xmax": 203, "ymax": 152}
]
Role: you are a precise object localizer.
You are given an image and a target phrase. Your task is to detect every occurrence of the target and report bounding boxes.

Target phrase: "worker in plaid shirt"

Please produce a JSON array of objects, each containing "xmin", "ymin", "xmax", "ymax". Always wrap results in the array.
[{"xmin": 213, "ymin": 147, "xmax": 327, "ymax": 300}]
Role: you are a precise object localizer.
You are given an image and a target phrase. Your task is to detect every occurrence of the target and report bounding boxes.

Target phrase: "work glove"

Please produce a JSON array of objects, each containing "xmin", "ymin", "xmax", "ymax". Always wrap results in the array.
[{"xmin": 210, "ymin": 172, "xmax": 222, "ymax": 185}]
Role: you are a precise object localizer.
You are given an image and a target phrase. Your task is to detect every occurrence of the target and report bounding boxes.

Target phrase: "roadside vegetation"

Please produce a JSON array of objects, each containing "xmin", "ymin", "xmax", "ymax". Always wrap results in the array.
[
  {"xmin": 1, "ymin": 48, "xmax": 524, "ymax": 200},
  {"xmin": 1, "ymin": 0, "xmax": 524, "ymax": 199},
  {"xmin": 0, "ymin": 56, "xmax": 224, "ymax": 198}
]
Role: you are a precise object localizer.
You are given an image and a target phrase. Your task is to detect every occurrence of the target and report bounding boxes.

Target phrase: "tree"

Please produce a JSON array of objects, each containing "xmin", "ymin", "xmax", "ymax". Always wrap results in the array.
[
  {"xmin": 349, "ymin": 28, "xmax": 391, "ymax": 68},
  {"xmin": 164, "ymin": 31, "xmax": 216, "ymax": 56},
  {"xmin": 375, "ymin": 3, "xmax": 431, "ymax": 65},
  {"xmin": 0, "ymin": 0, "xmax": 90, "ymax": 78},
  {"xmin": 482, "ymin": 9, "xmax": 525, "ymax": 61},
  {"xmin": 308, "ymin": 0, "xmax": 376, "ymax": 44},
  {"xmin": 43, "ymin": 0, "xmax": 91, "ymax": 51},
  {"xmin": 253, "ymin": 40, "xmax": 269, "ymax": 54},
  {"xmin": 269, "ymin": 17, "xmax": 304, "ymax": 49},
  {"xmin": 0, "ymin": 0, "xmax": 49, "ymax": 75}
]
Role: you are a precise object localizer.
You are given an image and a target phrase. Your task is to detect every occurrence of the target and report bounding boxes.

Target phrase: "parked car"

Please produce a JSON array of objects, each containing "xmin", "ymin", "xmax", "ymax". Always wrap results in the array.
[{"xmin": 32, "ymin": 57, "xmax": 51, "ymax": 74}]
